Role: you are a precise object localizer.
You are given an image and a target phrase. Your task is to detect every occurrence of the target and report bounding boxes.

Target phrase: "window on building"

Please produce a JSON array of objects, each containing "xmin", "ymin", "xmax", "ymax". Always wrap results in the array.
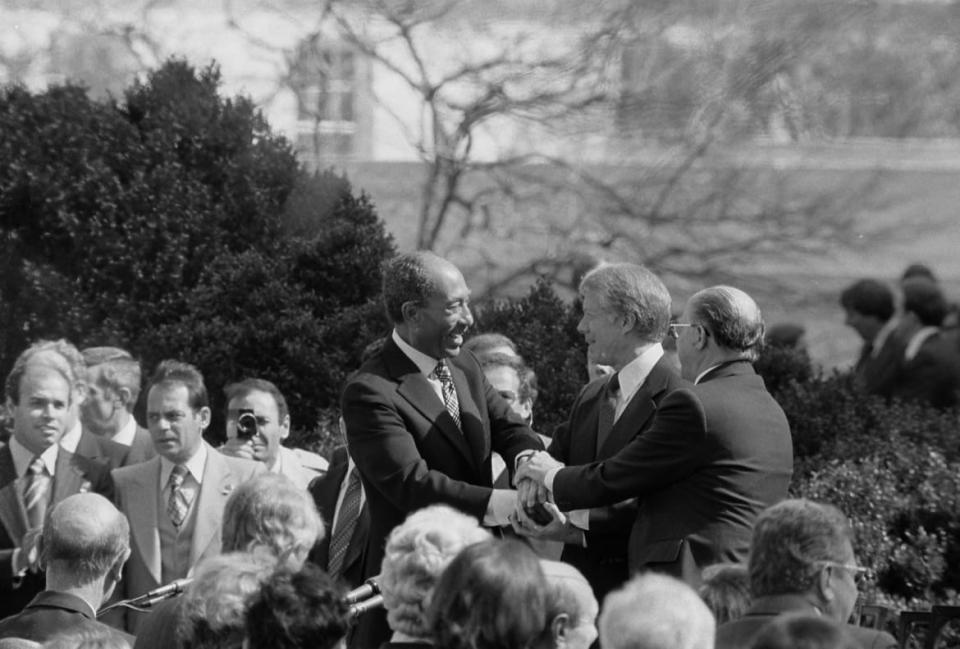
[{"xmin": 290, "ymin": 38, "xmax": 359, "ymax": 165}]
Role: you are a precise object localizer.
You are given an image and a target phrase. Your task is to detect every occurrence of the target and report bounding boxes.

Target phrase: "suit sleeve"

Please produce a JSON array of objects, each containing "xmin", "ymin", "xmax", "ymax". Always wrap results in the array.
[
  {"xmin": 553, "ymin": 388, "xmax": 707, "ymax": 511},
  {"xmin": 342, "ymin": 378, "xmax": 495, "ymax": 521}
]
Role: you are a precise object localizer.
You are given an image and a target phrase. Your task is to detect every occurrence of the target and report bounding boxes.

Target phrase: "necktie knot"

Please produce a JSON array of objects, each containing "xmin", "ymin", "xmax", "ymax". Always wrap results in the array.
[
  {"xmin": 28, "ymin": 456, "xmax": 45, "ymax": 477},
  {"xmin": 169, "ymin": 464, "xmax": 187, "ymax": 489},
  {"xmin": 434, "ymin": 360, "xmax": 452, "ymax": 382}
]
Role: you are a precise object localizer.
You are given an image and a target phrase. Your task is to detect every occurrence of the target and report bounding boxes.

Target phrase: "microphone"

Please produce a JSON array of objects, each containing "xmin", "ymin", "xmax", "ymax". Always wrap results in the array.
[
  {"xmin": 348, "ymin": 594, "xmax": 384, "ymax": 620},
  {"xmin": 343, "ymin": 576, "xmax": 381, "ymax": 605},
  {"xmin": 97, "ymin": 577, "xmax": 193, "ymax": 617}
]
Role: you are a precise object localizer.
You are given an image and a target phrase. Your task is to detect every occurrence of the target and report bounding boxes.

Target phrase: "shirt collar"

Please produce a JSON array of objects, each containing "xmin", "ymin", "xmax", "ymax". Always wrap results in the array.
[
  {"xmin": 59, "ymin": 421, "xmax": 82, "ymax": 454},
  {"xmin": 110, "ymin": 416, "xmax": 138, "ymax": 446},
  {"xmin": 871, "ymin": 317, "xmax": 899, "ymax": 357},
  {"xmin": 159, "ymin": 441, "xmax": 208, "ymax": 486},
  {"xmin": 10, "ymin": 436, "xmax": 59, "ymax": 477},
  {"xmin": 904, "ymin": 326, "xmax": 939, "ymax": 362},
  {"xmin": 694, "ymin": 363, "xmax": 724, "ymax": 385},
  {"xmin": 618, "ymin": 344, "xmax": 664, "ymax": 398},
  {"xmin": 392, "ymin": 329, "xmax": 442, "ymax": 377}
]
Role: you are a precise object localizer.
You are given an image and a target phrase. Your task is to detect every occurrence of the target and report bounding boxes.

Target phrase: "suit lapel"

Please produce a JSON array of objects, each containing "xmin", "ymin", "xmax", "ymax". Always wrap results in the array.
[
  {"xmin": 51, "ymin": 449, "xmax": 85, "ymax": 505},
  {"xmin": 190, "ymin": 446, "xmax": 231, "ymax": 569},
  {"xmin": 387, "ymin": 341, "xmax": 475, "ymax": 468},
  {"xmin": 0, "ymin": 482, "xmax": 26, "ymax": 546},
  {"xmin": 449, "ymin": 362, "xmax": 485, "ymax": 473},
  {"xmin": 598, "ymin": 360, "xmax": 673, "ymax": 459},
  {"xmin": 129, "ymin": 458, "xmax": 162, "ymax": 584}
]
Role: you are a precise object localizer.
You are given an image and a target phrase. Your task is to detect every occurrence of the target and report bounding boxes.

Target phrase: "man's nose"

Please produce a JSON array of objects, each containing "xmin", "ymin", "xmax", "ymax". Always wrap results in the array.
[{"xmin": 462, "ymin": 305, "xmax": 474, "ymax": 327}]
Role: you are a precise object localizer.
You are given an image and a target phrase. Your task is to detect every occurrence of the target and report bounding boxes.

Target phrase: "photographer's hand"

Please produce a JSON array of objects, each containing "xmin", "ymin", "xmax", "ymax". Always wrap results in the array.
[{"xmin": 220, "ymin": 437, "xmax": 255, "ymax": 460}]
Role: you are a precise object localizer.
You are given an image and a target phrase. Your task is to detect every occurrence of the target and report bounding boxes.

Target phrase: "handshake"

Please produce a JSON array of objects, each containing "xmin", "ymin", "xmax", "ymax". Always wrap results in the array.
[{"xmin": 500, "ymin": 451, "xmax": 583, "ymax": 544}]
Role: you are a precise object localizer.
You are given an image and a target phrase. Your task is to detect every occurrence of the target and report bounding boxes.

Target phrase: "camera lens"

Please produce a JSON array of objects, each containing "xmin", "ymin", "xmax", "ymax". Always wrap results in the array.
[{"xmin": 236, "ymin": 411, "xmax": 258, "ymax": 440}]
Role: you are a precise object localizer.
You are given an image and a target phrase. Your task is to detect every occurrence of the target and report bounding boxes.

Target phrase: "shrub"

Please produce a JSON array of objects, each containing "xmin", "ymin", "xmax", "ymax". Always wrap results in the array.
[{"xmin": 472, "ymin": 279, "xmax": 587, "ymax": 436}]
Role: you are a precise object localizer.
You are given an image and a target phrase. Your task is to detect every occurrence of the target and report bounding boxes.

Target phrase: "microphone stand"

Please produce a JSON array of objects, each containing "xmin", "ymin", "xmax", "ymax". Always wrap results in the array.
[{"xmin": 97, "ymin": 579, "xmax": 191, "ymax": 617}]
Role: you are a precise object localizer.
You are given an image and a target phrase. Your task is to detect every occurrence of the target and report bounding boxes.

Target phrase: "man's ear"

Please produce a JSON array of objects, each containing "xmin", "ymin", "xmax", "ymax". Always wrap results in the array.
[
  {"xmin": 198, "ymin": 406, "xmax": 212, "ymax": 431},
  {"xmin": 400, "ymin": 300, "xmax": 420, "ymax": 324},
  {"xmin": 280, "ymin": 414, "xmax": 291, "ymax": 441},
  {"xmin": 619, "ymin": 312, "xmax": 636, "ymax": 334},
  {"xmin": 816, "ymin": 565, "xmax": 835, "ymax": 605},
  {"xmin": 695, "ymin": 325, "xmax": 710, "ymax": 350},
  {"xmin": 116, "ymin": 386, "xmax": 134, "ymax": 409},
  {"xmin": 551, "ymin": 613, "xmax": 571, "ymax": 648}
]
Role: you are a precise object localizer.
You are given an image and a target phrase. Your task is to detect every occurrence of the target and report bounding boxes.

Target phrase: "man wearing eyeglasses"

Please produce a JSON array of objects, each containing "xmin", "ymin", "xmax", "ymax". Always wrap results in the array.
[
  {"xmin": 715, "ymin": 499, "xmax": 896, "ymax": 649},
  {"xmin": 517, "ymin": 285, "xmax": 793, "ymax": 586}
]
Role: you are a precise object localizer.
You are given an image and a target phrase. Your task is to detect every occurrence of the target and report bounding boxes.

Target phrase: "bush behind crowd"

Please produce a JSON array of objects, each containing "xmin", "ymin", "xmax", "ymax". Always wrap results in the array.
[{"xmin": 1, "ymin": 58, "xmax": 958, "ymax": 613}]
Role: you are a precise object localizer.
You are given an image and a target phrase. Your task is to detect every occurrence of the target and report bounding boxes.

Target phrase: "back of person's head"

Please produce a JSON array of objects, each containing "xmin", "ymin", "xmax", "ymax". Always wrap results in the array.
[
  {"xmin": 901, "ymin": 277, "xmax": 948, "ymax": 327},
  {"xmin": 698, "ymin": 563, "xmax": 751, "ymax": 625},
  {"xmin": 380, "ymin": 505, "xmax": 491, "ymax": 638},
  {"xmin": 43, "ymin": 493, "xmax": 130, "ymax": 589},
  {"xmin": 244, "ymin": 563, "xmax": 350, "ymax": 649},
  {"xmin": 749, "ymin": 499, "xmax": 852, "ymax": 598},
  {"xmin": 749, "ymin": 613, "xmax": 860, "ymax": 649},
  {"xmin": 599, "ymin": 573, "xmax": 715, "ymax": 649},
  {"xmin": 221, "ymin": 472, "xmax": 322, "ymax": 567},
  {"xmin": 901, "ymin": 263, "xmax": 937, "ymax": 284},
  {"xmin": 580, "ymin": 263, "xmax": 672, "ymax": 343},
  {"xmin": 539, "ymin": 560, "xmax": 599, "ymax": 649},
  {"xmin": 464, "ymin": 333, "xmax": 520, "ymax": 360},
  {"xmin": 840, "ymin": 280, "xmax": 895, "ymax": 322},
  {"xmin": 178, "ymin": 551, "xmax": 276, "ymax": 649},
  {"xmin": 82, "ymin": 346, "xmax": 141, "ymax": 412},
  {"xmin": 428, "ymin": 538, "xmax": 552, "ymax": 649},
  {"xmin": 764, "ymin": 323, "xmax": 806, "ymax": 351},
  {"xmin": 688, "ymin": 286, "xmax": 765, "ymax": 359}
]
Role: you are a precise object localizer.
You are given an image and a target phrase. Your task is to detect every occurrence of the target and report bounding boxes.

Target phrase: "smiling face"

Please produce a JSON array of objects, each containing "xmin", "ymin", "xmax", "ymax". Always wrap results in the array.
[
  {"xmin": 226, "ymin": 389, "xmax": 289, "ymax": 469},
  {"xmin": 408, "ymin": 260, "xmax": 474, "ymax": 359},
  {"xmin": 147, "ymin": 382, "xmax": 209, "ymax": 464},
  {"xmin": 10, "ymin": 366, "xmax": 72, "ymax": 455}
]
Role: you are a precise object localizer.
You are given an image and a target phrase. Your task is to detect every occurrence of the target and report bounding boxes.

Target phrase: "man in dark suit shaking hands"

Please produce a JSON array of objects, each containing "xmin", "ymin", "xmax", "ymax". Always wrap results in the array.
[
  {"xmin": 518, "ymin": 285, "xmax": 793, "ymax": 586},
  {"xmin": 341, "ymin": 251, "xmax": 544, "ymax": 647},
  {"xmin": 515, "ymin": 263, "xmax": 685, "ymax": 603}
]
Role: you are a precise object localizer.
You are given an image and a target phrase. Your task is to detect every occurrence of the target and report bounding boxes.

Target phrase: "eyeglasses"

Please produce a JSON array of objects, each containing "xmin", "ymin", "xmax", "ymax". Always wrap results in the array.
[
  {"xmin": 667, "ymin": 323, "xmax": 698, "ymax": 339},
  {"xmin": 818, "ymin": 561, "xmax": 876, "ymax": 587}
]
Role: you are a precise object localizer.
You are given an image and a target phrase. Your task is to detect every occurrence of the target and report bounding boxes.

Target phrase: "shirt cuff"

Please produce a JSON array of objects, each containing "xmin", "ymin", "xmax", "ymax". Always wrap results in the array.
[
  {"xmin": 483, "ymin": 489, "xmax": 516, "ymax": 527},
  {"xmin": 514, "ymin": 450, "xmax": 535, "ymax": 473},
  {"xmin": 545, "ymin": 467, "xmax": 561, "ymax": 492},
  {"xmin": 567, "ymin": 509, "xmax": 590, "ymax": 531}
]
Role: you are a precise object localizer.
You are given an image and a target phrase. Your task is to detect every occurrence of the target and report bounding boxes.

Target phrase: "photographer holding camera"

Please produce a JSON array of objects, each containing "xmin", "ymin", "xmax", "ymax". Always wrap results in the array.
[{"xmin": 221, "ymin": 379, "xmax": 328, "ymax": 489}]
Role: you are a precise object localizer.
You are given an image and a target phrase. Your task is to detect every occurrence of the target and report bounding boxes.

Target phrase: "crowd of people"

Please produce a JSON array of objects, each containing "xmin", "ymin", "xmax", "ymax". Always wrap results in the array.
[{"xmin": 0, "ymin": 249, "xmax": 949, "ymax": 649}]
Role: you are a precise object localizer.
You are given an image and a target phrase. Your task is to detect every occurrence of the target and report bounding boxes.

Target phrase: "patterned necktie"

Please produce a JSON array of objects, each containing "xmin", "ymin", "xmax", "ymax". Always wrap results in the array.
[
  {"xmin": 328, "ymin": 467, "xmax": 362, "ymax": 578},
  {"xmin": 167, "ymin": 465, "xmax": 189, "ymax": 528},
  {"xmin": 23, "ymin": 456, "xmax": 50, "ymax": 529},
  {"xmin": 596, "ymin": 372, "xmax": 621, "ymax": 453},
  {"xmin": 434, "ymin": 360, "xmax": 461, "ymax": 429}
]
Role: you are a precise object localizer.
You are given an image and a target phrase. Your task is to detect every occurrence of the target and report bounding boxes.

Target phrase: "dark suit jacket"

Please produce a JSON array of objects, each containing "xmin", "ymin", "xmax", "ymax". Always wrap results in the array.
[
  {"xmin": 855, "ymin": 332, "xmax": 905, "ymax": 400},
  {"xmin": 0, "ymin": 445, "xmax": 114, "ymax": 619},
  {"xmin": 547, "ymin": 356, "xmax": 683, "ymax": 602},
  {"xmin": 341, "ymin": 337, "xmax": 543, "ymax": 648},
  {"xmin": 0, "ymin": 590, "xmax": 133, "ymax": 645},
  {"xmin": 308, "ymin": 447, "xmax": 369, "ymax": 591},
  {"xmin": 552, "ymin": 360, "xmax": 793, "ymax": 585},
  {"xmin": 74, "ymin": 430, "xmax": 129, "ymax": 469},
  {"xmin": 715, "ymin": 595, "xmax": 897, "ymax": 649},
  {"xmin": 890, "ymin": 331, "xmax": 960, "ymax": 409}
]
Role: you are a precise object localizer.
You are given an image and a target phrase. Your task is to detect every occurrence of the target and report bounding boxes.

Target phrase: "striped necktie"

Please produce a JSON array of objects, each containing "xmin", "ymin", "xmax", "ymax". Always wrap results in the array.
[
  {"xmin": 328, "ymin": 467, "xmax": 362, "ymax": 577},
  {"xmin": 23, "ymin": 456, "xmax": 50, "ymax": 529},
  {"xmin": 434, "ymin": 360, "xmax": 461, "ymax": 429}
]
